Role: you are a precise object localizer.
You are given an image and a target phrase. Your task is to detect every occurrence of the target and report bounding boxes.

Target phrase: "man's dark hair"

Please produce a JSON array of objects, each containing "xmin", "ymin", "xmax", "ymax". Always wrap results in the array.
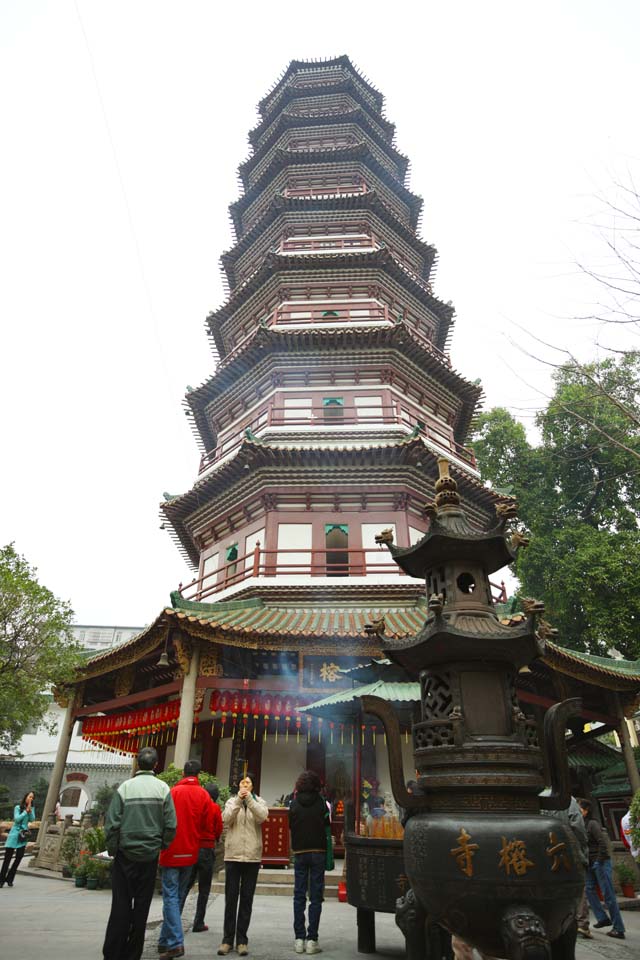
[
  {"xmin": 205, "ymin": 782, "xmax": 219, "ymax": 802},
  {"xmin": 295, "ymin": 770, "xmax": 322, "ymax": 793},
  {"xmin": 578, "ymin": 798, "xmax": 592, "ymax": 815},
  {"xmin": 184, "ymin": 759, "xmax": 202, "ymax": 777},
  {"xmin": 137, "ymin": 746, "xmax": 158, "ymax": 771}
]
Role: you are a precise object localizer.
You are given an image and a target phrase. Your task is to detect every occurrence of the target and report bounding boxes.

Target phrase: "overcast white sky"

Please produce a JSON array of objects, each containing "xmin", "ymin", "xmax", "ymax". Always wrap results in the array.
[{"xmin": 2, "ymin": 1, "xmax": 639, "ymax": 626}]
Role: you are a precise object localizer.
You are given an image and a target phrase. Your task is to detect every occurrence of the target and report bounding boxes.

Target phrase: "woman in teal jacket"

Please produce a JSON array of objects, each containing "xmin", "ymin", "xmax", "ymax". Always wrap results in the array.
[{"xmin": 0, "ymin": 790, "xmax": 35, "ymax": 887}]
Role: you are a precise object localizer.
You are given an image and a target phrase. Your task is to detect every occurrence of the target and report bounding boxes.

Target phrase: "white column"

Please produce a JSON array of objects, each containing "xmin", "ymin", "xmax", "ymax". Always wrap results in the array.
[{"xmin": 174, "ymin": 644, "xmax": 201, "ymax": 770}]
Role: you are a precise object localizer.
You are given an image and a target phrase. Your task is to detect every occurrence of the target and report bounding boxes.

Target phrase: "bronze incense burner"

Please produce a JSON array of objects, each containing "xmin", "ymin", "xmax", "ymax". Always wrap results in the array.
[{"xmin": 366, "ymin": 460, "xmax": 583, "ymax": 960}]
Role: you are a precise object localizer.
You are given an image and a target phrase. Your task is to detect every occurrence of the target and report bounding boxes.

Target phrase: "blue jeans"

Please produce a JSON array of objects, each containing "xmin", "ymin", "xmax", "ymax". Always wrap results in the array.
[
  {"xmin": 160, "ymin": 866, "xmax": 192, "ymax": 949},
  {"xmin": 585, "ymin": 859, "xmax": 625, "ymax": 934},
  {"xmin": 293, "ymin": 852, "xmax": 325, "ymax": 942}
]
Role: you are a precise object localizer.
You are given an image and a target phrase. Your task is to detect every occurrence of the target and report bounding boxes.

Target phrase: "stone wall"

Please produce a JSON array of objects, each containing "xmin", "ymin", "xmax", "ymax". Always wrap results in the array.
[{"xmin": 0, "ymin": 759, "xmax": 130, "ymax": 813}]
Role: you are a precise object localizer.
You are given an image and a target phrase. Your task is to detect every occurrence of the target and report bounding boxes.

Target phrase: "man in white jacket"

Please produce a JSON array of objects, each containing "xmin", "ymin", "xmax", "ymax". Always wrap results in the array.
[{"xmin": 218, "ymin": 774, "xmax": 269, "ymax": 958}]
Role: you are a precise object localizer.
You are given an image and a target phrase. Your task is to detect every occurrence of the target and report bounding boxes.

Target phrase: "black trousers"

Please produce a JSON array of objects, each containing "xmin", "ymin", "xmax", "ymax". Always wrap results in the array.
[
  {"xmin": 103, "ymin": 851, "xmax": 158, "ymax": 960},
  {"xmin": 223, "ymin": 861, "xmax": 260, "ymax": 946},
  {"xmin": 186, "ymin": 847, "xmax": 215, "ymax": 929},
  {"xmin": 0, "ymin": 846, "xmax": 25, "ymax": 885}
]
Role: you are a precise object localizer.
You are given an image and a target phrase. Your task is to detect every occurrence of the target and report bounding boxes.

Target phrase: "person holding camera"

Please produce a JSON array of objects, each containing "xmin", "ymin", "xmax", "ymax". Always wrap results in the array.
[{"xmin": 0, "ymin": 790, "xmax": 36, "ymax": 887}]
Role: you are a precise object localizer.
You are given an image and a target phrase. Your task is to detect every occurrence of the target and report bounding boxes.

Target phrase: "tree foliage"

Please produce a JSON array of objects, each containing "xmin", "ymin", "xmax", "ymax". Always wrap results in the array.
[
  {"xmin": 0, "ymin": 544, "xmax": 81, "ymax": 752},
  {"xmin": 471, "ymin": 354, "xmax": 640, "ymax": 658}
]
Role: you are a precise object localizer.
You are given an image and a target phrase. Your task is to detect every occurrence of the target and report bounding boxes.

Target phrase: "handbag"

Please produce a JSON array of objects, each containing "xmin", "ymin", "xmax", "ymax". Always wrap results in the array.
[{"xmin": 18, "ymin": 828, "xmax": 30, "ymax": 843}]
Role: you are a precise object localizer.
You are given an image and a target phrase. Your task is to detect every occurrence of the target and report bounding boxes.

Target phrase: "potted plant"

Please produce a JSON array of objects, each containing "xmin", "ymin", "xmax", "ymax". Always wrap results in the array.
[
  {"xmin": 614, "ymin": 861, "xmax": 637, "ymax": 898},
  {"xmin": 74, "ymin": 854, "xmax": 88, "ymax": 888},
  {"xmin": 86, "ymin": 857, "xmax": 101, "ymax": 890},
  {"xmin": 60, "ymin": 832, "xmax": 80, "ymax": 879}
]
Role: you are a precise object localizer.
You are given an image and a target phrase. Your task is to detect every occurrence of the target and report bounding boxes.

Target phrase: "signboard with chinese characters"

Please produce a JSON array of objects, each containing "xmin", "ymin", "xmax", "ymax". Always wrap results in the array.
[{"xmin": 302, "ymin": 656, "xmax": 371, "ymax": 690}]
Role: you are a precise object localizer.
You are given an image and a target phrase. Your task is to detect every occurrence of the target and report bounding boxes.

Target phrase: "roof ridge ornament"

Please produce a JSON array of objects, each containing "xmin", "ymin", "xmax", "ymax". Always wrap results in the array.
[{"xmin": 434, "ymin": 457, "xmax": 460, "ymax": 510}]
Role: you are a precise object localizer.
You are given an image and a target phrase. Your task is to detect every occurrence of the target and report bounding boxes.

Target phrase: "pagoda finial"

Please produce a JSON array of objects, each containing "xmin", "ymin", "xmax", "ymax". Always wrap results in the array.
[{"xmin": 434, "ymin": 458, "xmax": 460, "ymax": 509}]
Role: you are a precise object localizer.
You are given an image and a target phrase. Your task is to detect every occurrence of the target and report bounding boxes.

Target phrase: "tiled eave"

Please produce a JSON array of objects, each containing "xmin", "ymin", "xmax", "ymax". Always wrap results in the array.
[
  {"xmin": 160, "ymin": 437, "xmax": 498, "ymax": 566},
  {"xmin": 249, "ymin": 78, "xmax": 396, "ymax": 148},
  {"xmin": 220, "ymin": 191, "xmax": 437, "ymax": 288},
  {"xmin": 186, "ymin": 322, "xmax": 482, "ymax": 451},
  {"xmin": 543, "ymin": 642, "xmax": 640, "ymax": 690},
  {"xmin": 207, "ymin": 249, "xmax": 454, "ymax": 356},
  {"xmin": 239, "ymin": 109, "xmax": 409, "ymax": 190},
  {"xmin": 229, "ymin": 144, "xmax": 423, "ymax": 238},
  {"xmin": 258, "ymin": 56, "xmax": 384, "ymax": 120}
]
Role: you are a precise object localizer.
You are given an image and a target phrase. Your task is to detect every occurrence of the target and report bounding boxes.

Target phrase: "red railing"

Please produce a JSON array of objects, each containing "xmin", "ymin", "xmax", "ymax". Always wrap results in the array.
[
  {"xmin": 179, "ymin": 544, "xmax": 504, "ymax": 603},
  {"xmin": 198, "ymin": 404, "xmax": 476, "ymax": 473},
  {"xmin": 180, "ymin": 545, "xmax": 404, "ymax": 601}
]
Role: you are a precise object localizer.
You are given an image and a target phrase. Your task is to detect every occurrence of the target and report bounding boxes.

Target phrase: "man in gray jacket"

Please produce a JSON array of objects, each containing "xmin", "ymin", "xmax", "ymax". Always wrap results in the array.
[{"xmin": 103, "ymin": 746, "xmax": 177, "ymax": 960}]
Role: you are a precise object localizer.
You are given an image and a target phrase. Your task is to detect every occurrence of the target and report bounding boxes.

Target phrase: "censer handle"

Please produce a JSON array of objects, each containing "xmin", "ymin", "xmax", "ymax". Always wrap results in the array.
[
  {"xmin": 539, "ymin": 697, "xmax": 582, "ymax": 810},
  {"xmin": 361, "ymin": 695, "xmax": 425, "ymax": 810}
]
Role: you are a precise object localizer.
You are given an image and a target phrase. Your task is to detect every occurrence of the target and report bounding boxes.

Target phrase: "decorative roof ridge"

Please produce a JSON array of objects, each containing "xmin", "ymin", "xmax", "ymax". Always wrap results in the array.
[
  {"xmin": 544, "ymin": 641, "xmax": 640, "ymax": 679},
  {"xmin": 249, "ymin": 76, "xmax": 395, "ymax": 146},
  {"xmin": 238, "ymin": 108, "xmax": 409, "ymax": 183},
  {"xmin": 258, "ymin": 56, "xmax": 384, "ymax": 118},
  {"xmin": 169, "ymin": 593, "xmax": 265, "ymax": 614},
  {"xmin": 229, "ymin": 142, "xmax": 422, "ymax": 230},
  {"xmin": 207, "ymin": 249, "xmax": 453, "ymax": 342},
  {"xmin": 220, "ymin": 190, "xmax": 436, "ymax": 276}
]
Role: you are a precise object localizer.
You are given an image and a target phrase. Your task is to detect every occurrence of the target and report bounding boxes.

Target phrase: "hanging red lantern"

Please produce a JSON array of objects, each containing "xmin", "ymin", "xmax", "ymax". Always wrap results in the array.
[
  {"xmin": 273, "ymin": 696, "xmax": 282, "ymax": 744},
  {"xmin": 329, "ymin": 720, "xmax": 335, "ymax": 744},
  {"xmin": 210, "ymin": 690, "xmax": 221, "ymax": 714},
  {"xmin": 295, "ymin": 714, "xmax": 302, "ymax": 743},
  {"xmin": 318, "ymin": 717, "xmax": 323, "ymax": 743}
]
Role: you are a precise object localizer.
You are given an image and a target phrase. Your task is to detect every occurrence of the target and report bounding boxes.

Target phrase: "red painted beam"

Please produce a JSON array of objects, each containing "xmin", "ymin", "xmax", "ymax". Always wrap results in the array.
[
  {"xmin": 77, "ymin": 680, "xmax": 181, "ymax": 717},
  {"xmin": 516, "ymin": 688, "xmax": 617, "ymax": 727}
]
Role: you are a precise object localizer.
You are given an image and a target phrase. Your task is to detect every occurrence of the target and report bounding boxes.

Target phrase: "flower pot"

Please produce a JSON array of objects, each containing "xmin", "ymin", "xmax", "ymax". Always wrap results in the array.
[
  {"xmin": 74, "ymin": 875, "xmax": 86, "ymax": 887},
  {"xmin": 86, "ymin": 876, "xmax": 98, "ymax": 890},
  {"xmin": 621, "ymin": 882, "xmax": 636, "ymax": 898}
]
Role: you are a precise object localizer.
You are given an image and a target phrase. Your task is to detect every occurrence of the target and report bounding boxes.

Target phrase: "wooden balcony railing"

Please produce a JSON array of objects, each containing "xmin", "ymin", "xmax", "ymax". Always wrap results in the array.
[
  {"xmin": 179, "ymin": 544, "xmax": 504, "ymax": 603},
  {"xmin": 198, "ymin": 405, "xmax": 476, "ymax": 473},
  {"xmin": 283, "ymin": 176, "xmax": 368, "ymax": 199},
  {"xmin": 279, "ymin": 234, "xmax": 375, "ymax": 253},
  {"xmin": 271, "ymin": 300, "xmax": 389, "ymax": 326}
]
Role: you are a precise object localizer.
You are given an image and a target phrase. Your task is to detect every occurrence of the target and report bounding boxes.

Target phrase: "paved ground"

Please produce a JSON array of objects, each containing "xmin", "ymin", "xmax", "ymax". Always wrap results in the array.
[{"xmin": 0, "ymin": 859, "xmax": 637, "ymax": 960}]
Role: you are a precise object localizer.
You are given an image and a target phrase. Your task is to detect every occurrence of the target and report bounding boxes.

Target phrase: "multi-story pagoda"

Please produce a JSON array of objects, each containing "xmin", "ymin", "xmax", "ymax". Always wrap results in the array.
[{"xmin": 33, "ymin": 58, "xmax": 640, "ymax": 873}]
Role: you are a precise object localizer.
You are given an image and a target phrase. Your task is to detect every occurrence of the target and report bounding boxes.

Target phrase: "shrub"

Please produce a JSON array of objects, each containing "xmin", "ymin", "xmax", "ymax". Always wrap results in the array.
[
  {"xmin": 614, "ymin": 860, "xmax": 636, "ymax": 884},
  {"xmin": 157, "ymin": 763, "xmax": 229, "ymax": 808},
  {"xmin": 60, "ymin": 832, "xmax": 81, "ymax": 870},
  {"xmin": 83, "ymin": 826, "xmax": 106, "ymax": 854},
  {"xmin": 630, "ymin": 790, "xmax": 640, "ymax": 852}
]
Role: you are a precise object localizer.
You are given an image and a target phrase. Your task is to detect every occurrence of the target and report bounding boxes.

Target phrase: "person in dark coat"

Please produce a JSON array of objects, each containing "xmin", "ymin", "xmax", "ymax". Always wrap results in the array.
[
  {"xmin": 578, "ymin": 798, "xmax": 625, "ymax": 940},
  {"xmin": 103, "ymin": 747, "xmax": 176, "ymax": 960},
  {"xmin": 288, "ymin": 770, "xmax": 330, "ymax": 955}
]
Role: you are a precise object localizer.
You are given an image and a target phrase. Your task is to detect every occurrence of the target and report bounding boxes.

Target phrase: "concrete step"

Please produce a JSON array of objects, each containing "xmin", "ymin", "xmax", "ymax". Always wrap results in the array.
[
  {"xmin": 211, "ymin": 880, "xmax": 340, "ymax": 899},
  {"xmin": 211, "ymin": 867, "xmax": 342, "ymax": 899}
]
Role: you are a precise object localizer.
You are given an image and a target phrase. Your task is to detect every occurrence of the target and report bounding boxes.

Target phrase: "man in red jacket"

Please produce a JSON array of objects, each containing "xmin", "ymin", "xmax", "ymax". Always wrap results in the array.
[{"xmin": 158, "ymin": 760, "xmax": 216, "ymax": 959}]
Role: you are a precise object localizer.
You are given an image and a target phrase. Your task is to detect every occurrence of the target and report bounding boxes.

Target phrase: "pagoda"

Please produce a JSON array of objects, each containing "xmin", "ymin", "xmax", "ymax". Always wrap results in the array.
[
  {"xmin": 157, "ymin": 55, "xmax": 498, "ymax": 784},
  {"xmin": 32, "ymin": 58, "xmax": 640, "ymax": 875}
]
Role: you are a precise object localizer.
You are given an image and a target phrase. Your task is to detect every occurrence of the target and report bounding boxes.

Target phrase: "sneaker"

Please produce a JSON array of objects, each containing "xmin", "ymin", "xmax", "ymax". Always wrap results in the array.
[
  {"xmin": 607, "ymin": 931, "xmax": 625, "ymax": 940},
  {"xmin": 306, "ymin": 942, "xmax": 322, "ymax": 955},
  {"xmin": 295, "ymin": 940, "xmax": 306, "ymax": 954},
  {"xmin": 593, "ymin": 918, "xmax": 612, "ymax": 929},
  {"xmin": 237, "ymin": 945, "xmax": 249, "ymax": 957},
  {"xmin": 217, "ymin": 946, "xmax": 232, "ymax": 956}
]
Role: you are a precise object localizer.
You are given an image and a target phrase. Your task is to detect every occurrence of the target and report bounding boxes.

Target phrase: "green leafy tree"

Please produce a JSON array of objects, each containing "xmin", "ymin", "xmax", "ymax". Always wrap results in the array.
[
  {"xmin": 0, "ymin": 544, "xmax": 81, "ymax": 752},
  {"xmin": 92, "ymin": 782, "xmax": 119, "ymax": 818},
  {"xmin": 471, "ymin": 354, "xmax": 640, "ymax": 657}
]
